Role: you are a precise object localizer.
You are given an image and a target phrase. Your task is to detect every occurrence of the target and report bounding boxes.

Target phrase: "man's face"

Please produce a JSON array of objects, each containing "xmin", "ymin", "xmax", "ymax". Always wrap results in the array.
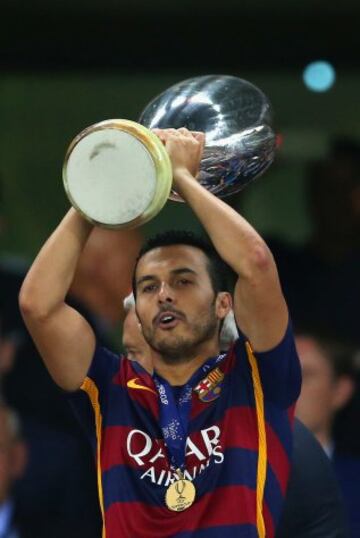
[
  {"xmin": 135, "ymin": 245, "xmax": 226, "ymax": 363},
  {"xmin": 295, "ymin": 336, "xmax": 339, "ymax": 436}
]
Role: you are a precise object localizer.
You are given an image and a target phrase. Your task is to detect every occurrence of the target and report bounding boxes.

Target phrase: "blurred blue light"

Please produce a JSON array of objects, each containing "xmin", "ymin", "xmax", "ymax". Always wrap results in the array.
[{"xmin": 303, "ymin": 61, "xmax": 336, "ymax": 92}]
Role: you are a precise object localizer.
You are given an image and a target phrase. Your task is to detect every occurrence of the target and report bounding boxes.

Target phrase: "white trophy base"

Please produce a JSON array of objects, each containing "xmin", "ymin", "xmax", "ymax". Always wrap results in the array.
[{"xmin": 63, "ymin": 119, "xmax": 172, "ymax": 229}]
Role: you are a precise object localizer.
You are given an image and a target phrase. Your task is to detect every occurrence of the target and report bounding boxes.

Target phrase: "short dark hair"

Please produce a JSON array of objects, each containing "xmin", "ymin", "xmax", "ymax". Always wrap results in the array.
[
  {"xmin": 132, "ymin": 230, "xmax": 230, "ymax": 296},
  {"xmin": 295, "ymin": 325, "xmax": 357, "ymax": 380},
  {"xmin": 317, "ymin": 339, "xmax": 357, "ymax": 380}
]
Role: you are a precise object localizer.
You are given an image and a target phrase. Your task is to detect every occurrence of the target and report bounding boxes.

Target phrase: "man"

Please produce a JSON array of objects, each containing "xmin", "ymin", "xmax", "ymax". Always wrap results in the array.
[
  {"xmin": 295, "ymin": 330, "xmax": 359, "ymax": 538},
  {"xmin": 121, "ymin": 301, "xmax": 348, "ymax": 538},
  {"xmin": 19, "ymin": 128, "xmax": 301, "ymax": 537},
  {"xmin": 295, "ymin": 332, "xmax": 356, "ymax": 455}
]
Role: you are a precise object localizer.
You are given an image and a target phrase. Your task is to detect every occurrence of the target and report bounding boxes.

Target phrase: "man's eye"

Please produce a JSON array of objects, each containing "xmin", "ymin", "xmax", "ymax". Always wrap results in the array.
[
  {"xmin": 142, "ymin": 284, "xmax": 157, "ymax": 293},
  {"xmin": 177, "ymin": 279, "xmax": 191, "ymax": 286}
]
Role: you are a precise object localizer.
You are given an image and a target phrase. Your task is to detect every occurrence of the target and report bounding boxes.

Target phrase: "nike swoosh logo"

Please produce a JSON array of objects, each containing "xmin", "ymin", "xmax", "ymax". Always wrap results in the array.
[{"xmin": 127, "ymin": 378, "xmax": 157, "ymax": 395}]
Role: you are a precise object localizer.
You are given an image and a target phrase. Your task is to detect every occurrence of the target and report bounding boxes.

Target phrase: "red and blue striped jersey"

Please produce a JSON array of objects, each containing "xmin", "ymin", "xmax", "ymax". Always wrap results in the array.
[{"xmin": 70, "ymin": 322, "xmax": 301, "ymax": 537}]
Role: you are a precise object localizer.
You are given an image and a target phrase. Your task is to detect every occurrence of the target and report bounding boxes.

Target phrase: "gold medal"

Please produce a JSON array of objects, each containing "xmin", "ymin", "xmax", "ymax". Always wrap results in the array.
[{"xmin": 165, "ymin": 470, "xmax": 196, "ymax": 512}]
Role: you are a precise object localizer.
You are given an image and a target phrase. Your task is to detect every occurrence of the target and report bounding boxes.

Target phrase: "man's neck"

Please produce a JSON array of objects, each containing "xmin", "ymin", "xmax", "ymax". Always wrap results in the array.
[{"xmin": 153, "ymin": 343, "xmax": 220, "ymax": 386}]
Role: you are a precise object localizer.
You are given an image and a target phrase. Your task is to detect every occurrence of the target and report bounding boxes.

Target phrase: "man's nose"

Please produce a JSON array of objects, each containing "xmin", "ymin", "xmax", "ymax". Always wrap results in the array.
[{"xmin": 158, "ymin": 282, "xmax": 174, "ymax": 303}]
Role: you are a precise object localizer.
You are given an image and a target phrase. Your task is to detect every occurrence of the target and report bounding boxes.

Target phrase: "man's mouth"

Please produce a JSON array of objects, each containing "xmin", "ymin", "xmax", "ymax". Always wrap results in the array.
[{"xmin": 154, "ymin": 310, "xmax": 184, "ymax": 330}]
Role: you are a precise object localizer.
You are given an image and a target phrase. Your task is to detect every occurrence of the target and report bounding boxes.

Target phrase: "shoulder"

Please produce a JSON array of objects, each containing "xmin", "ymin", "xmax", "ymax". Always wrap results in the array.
[{"xmin": 276, "ymin": 420, "xmax": 348, "ymax": 538}]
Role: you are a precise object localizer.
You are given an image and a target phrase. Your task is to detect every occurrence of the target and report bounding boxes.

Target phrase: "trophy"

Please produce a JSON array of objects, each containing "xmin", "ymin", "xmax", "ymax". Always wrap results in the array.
[{"xmin": 63, "ymin": 75, "xmax": 276, "ymax": 229}]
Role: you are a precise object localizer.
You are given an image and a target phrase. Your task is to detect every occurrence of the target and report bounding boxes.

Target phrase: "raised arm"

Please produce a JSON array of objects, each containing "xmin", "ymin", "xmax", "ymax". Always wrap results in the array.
[
  {"xmin": 19, "ymin": 208, "xmax": 96, "ymax": 391},
  {"xmin": 156, "ymin": 128, "xmax": 288, "ymax": 352}
]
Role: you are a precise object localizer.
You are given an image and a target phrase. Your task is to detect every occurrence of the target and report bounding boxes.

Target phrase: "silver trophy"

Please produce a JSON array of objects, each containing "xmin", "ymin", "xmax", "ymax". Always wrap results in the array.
[
  {"xmin": 63, "ymin": 75, "xmax": 275, "ymax": 228},
  {"xmin": 139, "ymin": 74, "xmax": 276, "ymax": 201}
]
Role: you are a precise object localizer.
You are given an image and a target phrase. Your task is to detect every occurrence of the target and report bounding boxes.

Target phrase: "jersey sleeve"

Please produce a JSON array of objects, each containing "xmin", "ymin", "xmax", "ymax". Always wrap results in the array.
[
  {"xmin": 67, "ymin": 344, "xmax": 121, "ymax": 450},
  {"xmin": 237, "ymin": 320, "xmax": 302, "ymax": 408},
  {"xmin": 85, "ymin": 344, "xmax": 121, "ymax": 394}
]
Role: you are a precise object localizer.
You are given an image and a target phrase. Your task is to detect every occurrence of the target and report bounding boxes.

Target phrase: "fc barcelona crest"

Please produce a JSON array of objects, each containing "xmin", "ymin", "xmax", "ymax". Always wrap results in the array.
[{"xmin": 194, "ymin": 368, "xmax": 224, "ymax": 402}]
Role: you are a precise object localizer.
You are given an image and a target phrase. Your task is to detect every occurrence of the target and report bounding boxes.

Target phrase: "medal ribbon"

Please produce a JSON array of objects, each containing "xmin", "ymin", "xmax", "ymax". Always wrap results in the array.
[{"xmin": 153, "ymin": 353, "xmax": 226, "ymax": 473}]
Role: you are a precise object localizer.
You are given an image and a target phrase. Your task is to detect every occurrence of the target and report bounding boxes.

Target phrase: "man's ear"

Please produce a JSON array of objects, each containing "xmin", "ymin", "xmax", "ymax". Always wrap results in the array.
[
  {"xmin": 332, "ymin": 376, "xmax": 355, "ymax": 412},
  {"xmin": 216, "ymin": 292, "xmax": 232, "ymax": 320}
]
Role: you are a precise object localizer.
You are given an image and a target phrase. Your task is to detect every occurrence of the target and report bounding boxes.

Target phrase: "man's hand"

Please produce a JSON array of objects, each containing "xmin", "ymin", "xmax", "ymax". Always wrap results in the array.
[{"xmin": 152, "ymin": 128, "xmax": 205, "ymax": 191}]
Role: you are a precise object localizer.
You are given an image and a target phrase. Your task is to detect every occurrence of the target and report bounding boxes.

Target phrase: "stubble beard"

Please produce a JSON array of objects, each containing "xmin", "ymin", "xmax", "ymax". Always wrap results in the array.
[{"xmin": 143, "ymin": 311, "xmax": 219, "ymax": 365}]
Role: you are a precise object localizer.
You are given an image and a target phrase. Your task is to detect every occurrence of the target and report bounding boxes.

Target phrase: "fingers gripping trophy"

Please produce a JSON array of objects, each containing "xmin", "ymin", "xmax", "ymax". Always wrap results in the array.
[{"xmin": 62, "ymin": 75, "xmax": 276, "ymax": 229}]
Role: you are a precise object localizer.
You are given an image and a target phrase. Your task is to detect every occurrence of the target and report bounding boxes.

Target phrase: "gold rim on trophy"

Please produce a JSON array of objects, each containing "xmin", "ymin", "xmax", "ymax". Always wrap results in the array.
[{"xmin": 63, "ymin": 119, "xmax": 172, "ymax": 229}]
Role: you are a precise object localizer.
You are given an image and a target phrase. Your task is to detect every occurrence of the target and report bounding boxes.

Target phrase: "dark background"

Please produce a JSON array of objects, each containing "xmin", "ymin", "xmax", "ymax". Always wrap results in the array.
[
  {"xmin": 1, "ymin": 1, "xmax": 360, "ymax": 72},
  {"xmin": 0, "ymin": 0, "xmax": 359, "ymax": 259}
]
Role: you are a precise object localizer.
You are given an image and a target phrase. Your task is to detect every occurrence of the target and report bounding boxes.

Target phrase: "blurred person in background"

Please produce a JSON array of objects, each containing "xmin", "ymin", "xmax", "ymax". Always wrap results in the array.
[
  {"xmin": 268, "ymin": 139, "xmax": 360, "ymax": 459},
  {"xmin": 295, "ymin": 329, "xmax": 360, "ymax": 538},
  {"xmin": 0, "ymin": 404, "xmax": 27, "ymax": 538},
  {"xmin": 270, "ymin": 138, "xmax": 360, "ymax": 345},
  {"xmin": 0, "ymin": 176, "xmax": 103, "ymax": 537}
]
